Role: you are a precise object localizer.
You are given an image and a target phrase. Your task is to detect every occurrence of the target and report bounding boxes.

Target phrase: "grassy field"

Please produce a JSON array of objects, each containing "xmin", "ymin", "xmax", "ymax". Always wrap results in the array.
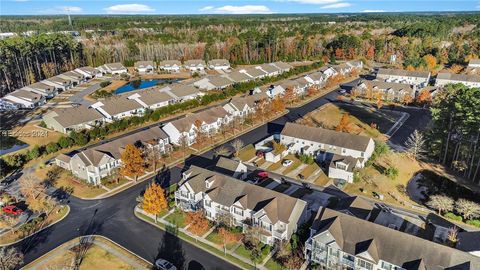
[
  {"xmin": 164, "ymin": 209, "xmax": 187, "ymax": 228},
  {"xmin": 238, "ymin": 144, "xmax": 256, "ymax": 162},
  {"xmin": 205, "ymin": 229, "xmax": 241, "ymax": 250},
  {"xmin": 54, "ymin": 169, "xmax": 106, "ymax": 198},
  {"xmin": 9, "ymin": 122, "xmax": 63, "ymax": 151},
  {"xmin": 344, "ymin": 152, "xmax": 422, "ymax": 207},
  {"xmin": 296, "ymin": 103, "xmax": 392, "ymax": 141},
  {"xmin": 24, "ymin": 237, "xmax": 150, "ymax": 270},
  {"xmin": 265, "ymin": 258, "xmax": 284, "ymax": 270},
  {"xmin": 234, "ymin": 243, "xmax": 271, "ymax": 263}
]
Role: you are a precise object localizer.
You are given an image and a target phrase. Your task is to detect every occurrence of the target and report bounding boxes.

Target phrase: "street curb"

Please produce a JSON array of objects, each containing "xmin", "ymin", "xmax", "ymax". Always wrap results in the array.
[
  {"xmin": 134, "ymin": 209, "xmax": 251, "ymax": 270},
  {"xmin": 21, "ymin": 234, "xmax": 152, "ymax": 269},
  {"xmin": 0, "ymin": 205, "xmax": 70, "ymax": 247}
]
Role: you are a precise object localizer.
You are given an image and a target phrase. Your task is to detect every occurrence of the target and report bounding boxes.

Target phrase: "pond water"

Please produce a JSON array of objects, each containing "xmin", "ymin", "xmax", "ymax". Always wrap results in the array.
[
  {"xmin": 0, "ymin": 136, "xmax": 29, "ymax": 156},
  {"xmin": 115, "ymin": 79, "xmax": 184, "ymax": 94}
]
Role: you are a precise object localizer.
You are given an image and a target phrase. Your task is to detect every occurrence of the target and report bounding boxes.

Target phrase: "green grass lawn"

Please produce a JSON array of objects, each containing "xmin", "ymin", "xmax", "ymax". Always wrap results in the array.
[
  {"xmin": 299, "ymin": 162, "xmax": 321, "ymax": 179},
  {"xmin": 234, "ymin": 243, "xmax": 271, "ymax": 263},
  {"xmin": 205, "ymin": 230, "xmax": 241, "ymax": 250},
  {"xmin": 103, "ymin": 177, "xmax": 130, "ymax": 190},
  {"xmin": 267, "ymin": 161, "xmax": 283, "ymax": 172},
  {"xmin": 238, "ymin": 144, "xmax": 256, "ymax": 162},
  {"xmin": 265, "ymin": 258, "xmax": 285, "ymax": 270},
  {"xmin": 164, "ymin": 210, "xmax": 187, "ymax": 228}
]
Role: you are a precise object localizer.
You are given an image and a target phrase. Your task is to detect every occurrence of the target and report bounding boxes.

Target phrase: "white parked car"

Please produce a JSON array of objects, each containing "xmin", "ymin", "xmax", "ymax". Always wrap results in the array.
[
  {"xmin": 155, "ymin": 259, "xmax": 177, "ymax": 270},
  {"xmin": 282, "ymin": 159, "xmax": 293, "ymax": 167}
]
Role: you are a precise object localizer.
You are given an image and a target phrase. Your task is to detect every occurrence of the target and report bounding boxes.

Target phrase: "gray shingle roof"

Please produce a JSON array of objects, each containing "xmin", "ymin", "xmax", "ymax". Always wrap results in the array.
[
  {"xmin": 312, "ymin": 208, "xmax": 480, "ymax": 269},
  {"xmin": 51, "ymin": 106, "xmax": 104, "ymax": 127},
  {"xmin": 281, "ymin": 122, "xmax": 372, "ymax": 152},
  {"xmin": 377, "ymin": 68, "xmax": 430, "ymax": 79},
  {"xmin": 184, "ymin": 59, "xmax": 206, "ymax": 67},
  {"xmin": 159, "ymin": 60, "xmax": 182, "ymax": 67},
  {"xmin": 436, "ymin": 72, "xmax": 480, "ymax": 83},
  {"xmin": 227, "ymin": 71, "xmax": 251, "ymax": 83},
  {"xmin": 208, "ymin": 59, "xmax": 230, "ymax": 66},
  {"xmin": 181, "ymin": 165, "xmax": 306, "ymax": 224},
  {"xmin": 134, "ymin": 61, "xmax": 156, "ymax": 68}
]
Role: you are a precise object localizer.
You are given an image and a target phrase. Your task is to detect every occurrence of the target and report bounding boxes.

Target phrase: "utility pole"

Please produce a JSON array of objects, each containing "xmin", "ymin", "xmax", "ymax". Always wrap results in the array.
[{"xmin": 66, "ymin": 7, "xmax": 72, "ymax": 29}]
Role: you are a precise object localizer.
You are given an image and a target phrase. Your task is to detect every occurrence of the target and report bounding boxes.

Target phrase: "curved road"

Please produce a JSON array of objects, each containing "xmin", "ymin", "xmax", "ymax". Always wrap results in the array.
[{"xmin": 12, "ymin": 85, "xmax": 429, "ymax": 269}]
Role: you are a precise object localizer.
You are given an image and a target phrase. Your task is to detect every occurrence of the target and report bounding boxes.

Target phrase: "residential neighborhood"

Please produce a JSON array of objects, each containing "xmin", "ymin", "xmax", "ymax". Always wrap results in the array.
[{"xmin": 1, "ymin": 8, "xmax": 480, "ymax": 270}]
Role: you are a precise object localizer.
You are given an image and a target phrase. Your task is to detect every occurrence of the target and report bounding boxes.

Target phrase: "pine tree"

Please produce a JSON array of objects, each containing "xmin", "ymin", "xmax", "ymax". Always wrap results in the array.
[
  {"xmin": 405, "ymin": 130, "xmax": 426, "ymax": 160},
  {"xmin": 142, "ymin": 182, "xmax": 168, "ymax": 222}
]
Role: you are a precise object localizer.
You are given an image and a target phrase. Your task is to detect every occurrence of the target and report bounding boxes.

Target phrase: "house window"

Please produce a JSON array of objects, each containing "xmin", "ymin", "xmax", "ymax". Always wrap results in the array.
[
  {"xmin": 336, "ymin": 163, "xmax": 347, "ymax": 170},
  {"xmin": 232, "ymin": 207, "xmax": 243, "ymax": 216},
  {"xmin": 357, "ymin": 259, "xmax": 373, "ymax": 270},
  {"xmin": 361, "ymin": 152, "xmax": 364, "ymax": 157},
  {"xmin": 380, "ymin": 261, "xmax": 394, "ymax": 270},
  {"xmin": 204, "ymin": 200, "xmax": 211, "ymax": 207}
]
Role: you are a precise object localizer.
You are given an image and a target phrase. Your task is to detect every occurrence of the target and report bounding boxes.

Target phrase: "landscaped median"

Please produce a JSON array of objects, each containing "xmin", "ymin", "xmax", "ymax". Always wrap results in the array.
[
  {"xmin": 0, "ymin": 205, "xmax": 70, "ymax": 246},
  {"xmin": 22, "ymin": 235, "xmax": 152, "ymax": 270},
  {"xmin": 134, "ymin": 206, "xmax": 259, "ymax": 270}
]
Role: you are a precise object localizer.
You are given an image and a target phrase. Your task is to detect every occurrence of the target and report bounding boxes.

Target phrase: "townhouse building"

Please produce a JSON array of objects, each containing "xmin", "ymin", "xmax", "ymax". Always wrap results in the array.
[
  {"xmin": 75, "ymin": 66, "xmax": 103, "ymax": 79},
  {"xmin": 55, "ymin": 126, "xmax": 171, "ymax": 185},
  {"xmin": 134, "ymin": 61, "xmax": 156, "ymax": 74},
  {"xmin": 43, "ymin": 106, "xmax": 106, "ymax": 133},
  {"xmin": 304, "ymin": 208, "xmax": 480, "ymax": 270},
  {"xmin": 271, "ymin": 61, "xmax": 293, "ymax": 73},
  {"xmin": 184, "ymin": 60, "xmax": 207, "ymax": 72},
  {"xmin": 90, "ymin": 95, "xmax": 145, "ymax": 121},
  {"xmin": 42, "ymin": 76, "xmax": 73, "ymax": 91},
  {"xmin": 162, "ymin": 106, "xmax": 232, "ymax": 145},
  {"xmin": 227, "ymin": 71, "xmax": 252, "ymax": 83},
  {"xmin": 435, "ymin": 72, "xmax": 480, "ymax": 88},
  {"xmin": 214, "ymin": 157, "xmax": 248, "ymax": 180},
  {"xmin": 256, "ymin": 64, "xmax": 281, "ymax": 77},
  {"xmin": 175, "ymin": 165, "xmax": 308, "ymax": 245},
  {"xmin": 242, "ymin": 67, "xmax": 268, "ymax": 79},
  {"xmin": 280, "ymin": 122, "xmax": 375, "ymax": 183},
  {"xmin": 354, "ymin": 80, "xmax": 415, "ymax": 102},
  {"xmin": 193, "ymin": 76, "xmax": 235, "ymax": 90},
  {"xmin": 1, "ymin": 89, "xmax": 46, "ymax": 109},
  {"xmin": 376, "ymin": 68, "xmax": 430, "ymax": 88},
  {"xmin": 58, "ymin": 71, "xmax": 87, "ymax": 86},
  {"xmin": 99, "ymin": 62, "xmax": 128, "ymax": 75},
  {"xmin": 159, "ymin": 60, "xmax": 182, "ymax": 72},
  {"xmin": 222, "ymin": 95, "xmax": 259, "ymax": 118},
  {"xmin": 208, "ymin": 59, "xmax": 230, "ymax": 70},
  {"xmin": 23, "ymin": 82, "xmax": 58, "ymax": 98}
]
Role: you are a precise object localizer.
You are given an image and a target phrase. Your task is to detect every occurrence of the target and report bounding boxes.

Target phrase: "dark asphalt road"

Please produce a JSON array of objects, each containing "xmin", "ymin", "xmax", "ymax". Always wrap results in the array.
[{"xmin": 13, "ymin": 85, "xmax": 429, "ymax": 269}]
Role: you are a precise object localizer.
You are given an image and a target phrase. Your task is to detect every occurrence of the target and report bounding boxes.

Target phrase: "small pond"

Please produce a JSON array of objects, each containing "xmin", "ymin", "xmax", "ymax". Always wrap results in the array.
[
  {"xmin": 115, "ymin": 79, "xmax": 184, "ymax": 94},
  {"xmin": 406, "ymin": 170, "xmax": 480, "ymax": 205},
  {"xmin": 0, "ymin": 135, "xmax": 29, "ymax": 156}
]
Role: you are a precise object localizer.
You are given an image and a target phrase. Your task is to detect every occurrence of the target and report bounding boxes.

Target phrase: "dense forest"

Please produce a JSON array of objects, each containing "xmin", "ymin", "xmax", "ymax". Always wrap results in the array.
[{"xmin": 1, "ymin": 13, "xmax": 480, "ymax": 95}]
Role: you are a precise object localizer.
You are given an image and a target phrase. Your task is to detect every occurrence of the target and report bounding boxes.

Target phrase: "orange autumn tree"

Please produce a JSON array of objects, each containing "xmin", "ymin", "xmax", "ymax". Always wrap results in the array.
[
  {"xmin": 375, "ymin": 92, "xmax": 384, "ymax": 109},
  {"xmin": 336, "ymin": 113, "xmax": 351, "ymax": 132},
  {"xmin": 283, "ymin": 86, "xmax": 295, "ymax": 104},
  {"xmin": 121, "ymin": 144, "xmax": 145, "ymax": 181},
  {"xmin": 350, "ymin": 88, "xmax": 360, "ymax": 101},
  {"xmin": 448, "ymin": 64, "xmax": 463, "ymax": 74},
  {"xmin": 218, "ymin": 227, "xmax": 242, "ymax": 255},
  {"xmin": 405, "ymin": 65, "xmax": 416, "ymax": 71},
  {"xmin": 270, "ymin": 97, "xmax": 285, "ymax": 113},
  {"xmin": 402, "ymin": 94, "xmax": 413, "ymax": 105},
  {"xmin": 423, "ymin": 54, "xmax": 437, "ymax": 72},
  {"xmin": 416, "ymin": 88, "xmax": 432, "ymax": 105},
  {"xmin": 186, "ymin": 211, "xmax": 210, "ymax": 236},
  {"xmin": 307, "ymin": 86, "xmax": 318, "ymax": 97},
  {"xmin": 142, "ymin": 182, "xmax": 168, "ymax": 222}
]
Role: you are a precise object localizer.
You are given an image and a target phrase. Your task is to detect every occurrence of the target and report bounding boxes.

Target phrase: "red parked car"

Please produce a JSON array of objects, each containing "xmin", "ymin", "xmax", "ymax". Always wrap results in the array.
[
  {"xmin": 2, "ymin": 205, "xmax": 23, "ymax": 216},
  {"xmin": 257, "ymin": 171, "xmax": 269, "ymax": 178}
]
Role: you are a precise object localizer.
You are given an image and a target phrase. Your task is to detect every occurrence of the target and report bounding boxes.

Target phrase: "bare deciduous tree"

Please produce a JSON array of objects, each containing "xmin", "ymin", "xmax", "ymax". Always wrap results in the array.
[
  {"xmin": 405, "ymin": 130, "xmax": 426, "ymax": 160},
  {"xmin": 426, "ymin": 195, "xmax": 454, "ymax": 215},
  {"xmin": 213, "ymin": 146, "xmax": 229, "ymax": 158},
  {"xmin": 145, "ymin": 147, "xmax": 162, "ymax": 172},
  {"xmin": 230, "ymin": 139, "xmax": 244, "ymax": 157},
  {"xmin": 447, "ymin": 227, "xmax": 459, "ymax": 246},
  {"xmin": 0, "ymin": 246, "xmax": 24, "ymax": 270},
  {"xmin": 455, "ymin": 199, "xmax": 480, "ymax": 221}
]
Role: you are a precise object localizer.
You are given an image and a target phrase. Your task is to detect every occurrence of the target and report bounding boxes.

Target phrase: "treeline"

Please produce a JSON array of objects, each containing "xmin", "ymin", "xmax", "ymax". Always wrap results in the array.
[
  {"xmin": 0, "ymin": 61, "xmax": 323, "ymax": 177},
  {"xmin": 426, "ymin": 84, "xmax": 480, "ymax": 183},
  {"xmin": 0, "ymin": 34, "xmax": 84, "ymax": 95},
  {"xmin": 2, "ymin": 13, "xmax": 480, "ymax": 94}
]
